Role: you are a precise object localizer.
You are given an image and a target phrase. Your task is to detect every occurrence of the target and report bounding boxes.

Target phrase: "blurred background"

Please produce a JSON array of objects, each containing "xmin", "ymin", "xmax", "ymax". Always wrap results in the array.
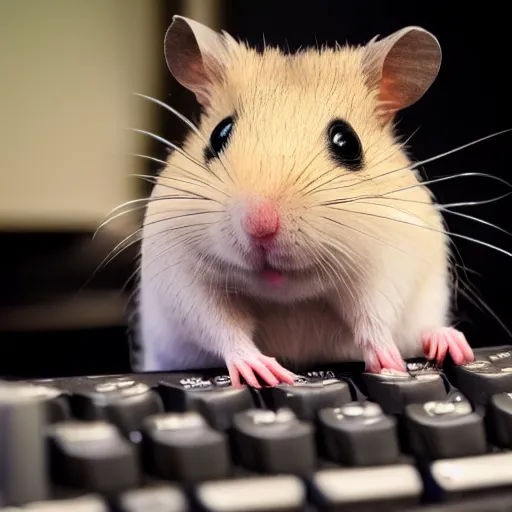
[{"xmin": 0, "ymin": 0, "xmax": 509, "ymax": 378}]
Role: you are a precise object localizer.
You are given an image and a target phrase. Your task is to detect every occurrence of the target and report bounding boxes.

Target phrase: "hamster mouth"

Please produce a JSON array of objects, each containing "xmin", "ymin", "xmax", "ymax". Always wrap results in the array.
[
  {"xmin": 257, "ymin": 262, "xmax": 315, "ymax": 287},
  {"xmin": 259, "ymin": 263, "xmax": 287, "ymax": 287}
]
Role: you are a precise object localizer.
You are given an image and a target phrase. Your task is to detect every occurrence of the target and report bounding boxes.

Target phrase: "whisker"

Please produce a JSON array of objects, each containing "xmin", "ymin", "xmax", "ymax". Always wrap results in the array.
[
  {"xmin": 317, "ymin": 215, "xmax": 413, "ymax": 258},
  {"xmin": 303, "ymin": 128, "xmax": 420, "ymax": 196},
  {"xmin": 408, "ymin": 128, "xmax": 512, "ymax": 176},
  {"xmin": 307, "ymin": 224, "xmax": 404, "ymax": 315},
  {"xmin": 455, "ymin": 263, "xmax": 482, "ymax": 278},
  {"xmin": 351, "ymin": 198, "xmax": 512, "ymax": 239},
  {"xmin": 351, "ymin": 200, "xmax": 427, "ymax": 224},
  {"xmin": 440, "ymin": 192, "xmax": 512, "ymax": 209},
  {"xmin": 97, "ymin": 205, "xmax": 220, "ymax": 240},
  {"xmin": 360, "ymin": 126, "xmax": 421, "ymax": 175},
  {"xmin": 133, "ymin": 93, "xmax": 235, "ymax": 183},
  {"xmin": 93, "ymin": 196, "xmax": 216, "ymax": 239},
  {"xmin": 132, "ymin": 154, "xmax": 215, "ymax": 188},
  {"xmin": 133, "ymin": 93, "xmax": 206, "ymax": 144},
  {"xmin": 131, "ymin": 154, "xmax": 168, "ymax": 166},
  {"xmin": 85, "ymin": 220, "xmax": 214, "ymax": 291},
  {"xmin": 327, "ymin": 205, "xmax": 512, "ymax": 260},
  {"xmin": 304, "ymin": 237, "xmax": 350, "ymax": 303},
  {"xmin": 129, "ymin": 173, "xmax": 228, "ymax": 199},
  {"xmin": 96, "ymin": 191, "xmax": 219, "ymax": 234},
  {"xmin": 368, "ymin": 192, "xmax": 511, "ymax": 209},
  {"xmin": 292, "ymin": 148, "xmax": 328, "ymax": 189},
  {"xmin": 321, "ymin": 172, "xmax": 512, "ymax": 207},
  {"xmin": 131, "ymin": 128, "xmax": 212, "ymax": 174},
  {"xmin": 383, "ymin": 172, "xmax": 512, "ymax": 199},
  {"xmin": 438, "ymin": 207, "xmax": 512, "ymax": 238},
  {"xmin": 313, "ymin": 128, "xmax": 512, "ymax": 197}
]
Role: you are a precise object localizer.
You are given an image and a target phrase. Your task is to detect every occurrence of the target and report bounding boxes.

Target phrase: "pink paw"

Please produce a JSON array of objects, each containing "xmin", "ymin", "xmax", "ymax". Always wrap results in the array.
[
  {"xmin": 362, "ymin": 342, "xmax": 407, "ymax": 374},
  {"xmin": 227, "ymin": 354, "xmax": 296, "ymax": 388},
  {"xmin": 422, "ymin": 327, "xmax": 475, "ymax": 366}
]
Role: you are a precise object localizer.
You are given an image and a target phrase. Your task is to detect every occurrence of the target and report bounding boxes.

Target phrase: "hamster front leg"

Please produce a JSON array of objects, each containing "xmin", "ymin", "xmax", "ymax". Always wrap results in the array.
[
  {"xmin": 141, "ymin": 271, "xmax": 295, "ymax": 388},
  {"xmin": 351, "ymin": 314, "xmax": 407, "ymax": 373},
  {"xmin": 329, "ymin": 288, "xmax": 407, "ymax": 373}
]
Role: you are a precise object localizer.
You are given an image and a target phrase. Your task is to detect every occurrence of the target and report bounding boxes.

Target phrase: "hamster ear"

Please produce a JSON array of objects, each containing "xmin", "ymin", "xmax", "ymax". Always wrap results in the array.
[
  {"xmin": 164, "ymin": 15, "xmax": 233, "ymax": 107},
  {"xmin": 362, "ymin": 27, "xmax": 441, "ymax": 124}
]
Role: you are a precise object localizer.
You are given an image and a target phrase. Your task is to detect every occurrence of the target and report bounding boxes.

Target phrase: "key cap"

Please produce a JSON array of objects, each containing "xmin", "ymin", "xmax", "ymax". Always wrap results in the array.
[
  {"xmin": 428, "ymin": 452, "xmax": 512, "ymax": 501},
  {"xmin": 157, "ymin": 375, "xmax": 254, "ymax": 431},
  {"xmin": 0, "ymin": 381, "xmax": 70, "ymax": 424},
  {"xmin": 262, "ymin": 372, "xmax": 352, "ymax": 421},
  {"xmin": 405, "ymin": 396, "xmax": 487, "ymax": 460},
  {"xmin": 488, "ymin": 392, "xmax": 512, "ymax": 448},
  {"xmin": 318, "ymin": 401, "xmax": 400, "ymax": 466},
  {"xmin": 117, "ymin": 485, "xmax": 188, "ymax": 512},
  {"xmin": 48, "ymin": 420, "xmax": 140, "ymax": 493},
  {"xmin": 0, "ymin": 383, "xmax": 49, "ymax": 506},
  {"xmin": 470, "ymin": 346, "xmax": 512, "ymax": 365},
  {"xmin": 196, "ymin": 475, "xmax": 307, "ymax": 512},
  {"xmin": 23, "ymin": 495, "xmax": 108, "ymax": 511},
  {"xmin": 362, "ymin": 368, "xmax": 447, "ymax": 414},
  {"xmin": 310, "ymin": 464, "xmax": 423, "ymax": 510},
  {"xmin": 70, "ymin": 378, "xmax": 163, "ymax": 436},
  {"xmin": 141, "ymin": 412, "xmax": 230, "ymax": 482},
  {"xmin": 232, "ymin": 408, "xmax": 315, "ymax": 475},
  {"xmin": 449, "ymin": 360, "xmax": 512, "ymax": 409}
]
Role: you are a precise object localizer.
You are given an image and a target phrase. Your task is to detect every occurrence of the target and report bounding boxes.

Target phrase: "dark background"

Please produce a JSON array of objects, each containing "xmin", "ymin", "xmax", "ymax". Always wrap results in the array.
[{"xmin": 1, "ymin": 0, "xmax": 510, "ymax": 378}]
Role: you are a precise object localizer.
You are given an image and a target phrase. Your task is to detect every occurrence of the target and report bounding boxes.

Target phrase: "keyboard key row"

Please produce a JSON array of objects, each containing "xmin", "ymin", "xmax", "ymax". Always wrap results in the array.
[
  {"xmin": 4, "ymin": 346, "xmax": 512, "ymax": 509},
  {"xmin": 6, "ymin": 454, "xmax": 512, "ymax": 511}
]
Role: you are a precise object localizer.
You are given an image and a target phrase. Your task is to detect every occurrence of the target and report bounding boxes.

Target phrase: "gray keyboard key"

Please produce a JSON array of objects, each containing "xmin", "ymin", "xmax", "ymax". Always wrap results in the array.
[
  {"xmin": 118, "ymin": 485, "xmax": 188, "ymax": 512},
  {"xmin": 232, "ymin": 408, "xmax": 315, "ymax": 475},
  {"xmin": 405, "ymin": 398, "xmax": 486, "ymax": 459},
  {"xmin": 0, "ymin": 383, "xmax": 49, "ymax": 506},
  {"xmin": 262, "ymin": 374, "xmax": 352, "ymax": 421},
  {"xmin": 488, "ymin": 392, "xmax": 512, "ymax": 448},
  {"xmin": 362, "ymin": 370, "xmax": 447, "ymax": 414},
  {"xmin": 428, "ymin": 452, "xmax": 512, "ymax": 500},
  {"xmin": 23, "ymin": 495, "xmax": 108, "ymax": 511},
  {"xmin": 318, "ymin": 401, "xmax": 400, "ymax": 466},
  {"xmin": 141, "ymin": 412, "xmax": 230, "ymax": 482},
  {"xmin": 311, "ymin": 464, "xmax": 423, "ymax": 510},
  {"xmin": 48, "ymin": 420, "xmax": 139, "ymax": 493},
  {"xmin": 196, "ymin": 475, "xmax": 307, "ymax": 512}
]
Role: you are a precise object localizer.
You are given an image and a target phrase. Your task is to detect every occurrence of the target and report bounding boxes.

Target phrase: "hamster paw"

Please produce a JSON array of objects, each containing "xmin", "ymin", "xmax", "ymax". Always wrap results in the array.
[
  {"xmin": 362, "ymin": 342, "xmax": 407, "ymax": 373},
  {"xmin": 226, "ymin": 354, "xmax": 296, "ymax": 388},
  {"xmin": 422, "ymin": 327, "xmax": 475, "ymax": 366}
]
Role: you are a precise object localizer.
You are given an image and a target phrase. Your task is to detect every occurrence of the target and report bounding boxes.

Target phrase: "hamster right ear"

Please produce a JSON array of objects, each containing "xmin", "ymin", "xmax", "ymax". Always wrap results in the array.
[
  {"xmin": 362, "ymin": 27, "xmax": 441, "ymax": 124},
  {"xmin": 164, "ymin": 16, "xmax": 233, "ymax": 107}
]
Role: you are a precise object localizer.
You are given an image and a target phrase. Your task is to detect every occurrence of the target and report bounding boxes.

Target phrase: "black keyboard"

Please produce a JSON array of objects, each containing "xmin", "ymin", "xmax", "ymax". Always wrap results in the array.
[{"xmin": 3, "ymin": 346, "xmax": 512, "ymax": 511}]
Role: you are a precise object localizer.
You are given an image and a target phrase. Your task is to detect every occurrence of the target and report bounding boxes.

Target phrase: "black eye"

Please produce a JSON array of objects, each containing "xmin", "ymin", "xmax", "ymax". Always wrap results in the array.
[
  {"xmin": 204, "ymin": 116, "xmax": 234, "ymax": 162},
  {"xmin": 327, "ymin": 119, "xmax": 363, "ymax": 171}
]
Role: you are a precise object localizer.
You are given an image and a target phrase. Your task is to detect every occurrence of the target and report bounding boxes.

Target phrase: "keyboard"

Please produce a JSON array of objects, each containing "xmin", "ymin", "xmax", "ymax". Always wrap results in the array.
[{"xmin": 2, "ymin": 346, "xmax": 512, "ymax": 511}]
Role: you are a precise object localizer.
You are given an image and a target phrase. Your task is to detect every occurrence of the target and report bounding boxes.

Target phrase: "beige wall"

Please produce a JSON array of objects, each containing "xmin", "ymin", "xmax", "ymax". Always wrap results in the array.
[{"xmin": 0, "ymin": 0, "xmax": 162, "ymax": 231}]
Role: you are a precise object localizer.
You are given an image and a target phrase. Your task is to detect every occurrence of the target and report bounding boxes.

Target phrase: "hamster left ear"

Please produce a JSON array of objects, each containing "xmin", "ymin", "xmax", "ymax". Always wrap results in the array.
[
  {"xmin": 362, "ymin": 27, "xmax": 441, "ymax": 124},
  {"xmin": 164, "ymin": 16, "xmax": 234, "ymax": 107}
]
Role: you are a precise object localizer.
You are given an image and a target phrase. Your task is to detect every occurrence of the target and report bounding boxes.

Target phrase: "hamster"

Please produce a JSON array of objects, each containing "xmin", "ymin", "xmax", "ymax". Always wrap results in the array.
[{"xmin": 134, "ymin": 15, "xmax": 475, "ymax": 387}]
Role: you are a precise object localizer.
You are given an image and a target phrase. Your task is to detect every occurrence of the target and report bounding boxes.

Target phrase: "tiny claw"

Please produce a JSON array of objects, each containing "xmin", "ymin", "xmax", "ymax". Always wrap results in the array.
[
  {"xmin": 422, "ymin": 327, "xmax": 475, "ymax": 366},
  {"xmin": 227, "ymin": 354, "xmax": 295, "ymax": 388},
  {"xmin": 362, "ymin": 341, "xmax": 407, "ymax": 374}
]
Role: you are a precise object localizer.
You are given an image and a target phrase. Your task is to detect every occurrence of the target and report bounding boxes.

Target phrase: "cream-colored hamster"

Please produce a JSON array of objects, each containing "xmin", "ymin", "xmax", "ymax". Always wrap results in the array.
[{"xmin": 135, "ymin": 15, "xmax": 475, "ymax": 387}]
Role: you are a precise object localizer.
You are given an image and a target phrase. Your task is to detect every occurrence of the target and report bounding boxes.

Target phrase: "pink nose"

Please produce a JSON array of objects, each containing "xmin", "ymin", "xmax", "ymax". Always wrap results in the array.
[{"xmin": 242, "ymin": 199, "xmax": 280, "ymax": 241}]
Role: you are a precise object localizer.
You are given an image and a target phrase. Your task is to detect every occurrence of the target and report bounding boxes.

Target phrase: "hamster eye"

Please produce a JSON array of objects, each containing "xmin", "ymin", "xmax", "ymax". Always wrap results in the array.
[
  {"xmin": 205, "ymin": 116, "xmax": 234, "ymax": 162},
  {"xmin": 327, "ymin": 119, "xmax": 363, "ymax": 171}
]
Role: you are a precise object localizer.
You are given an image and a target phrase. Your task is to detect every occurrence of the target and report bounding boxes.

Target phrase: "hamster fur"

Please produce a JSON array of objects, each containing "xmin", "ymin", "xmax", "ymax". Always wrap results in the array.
[{"xmin": 135, "ymin": 16, "xmax": 475, "ymax": 386}]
